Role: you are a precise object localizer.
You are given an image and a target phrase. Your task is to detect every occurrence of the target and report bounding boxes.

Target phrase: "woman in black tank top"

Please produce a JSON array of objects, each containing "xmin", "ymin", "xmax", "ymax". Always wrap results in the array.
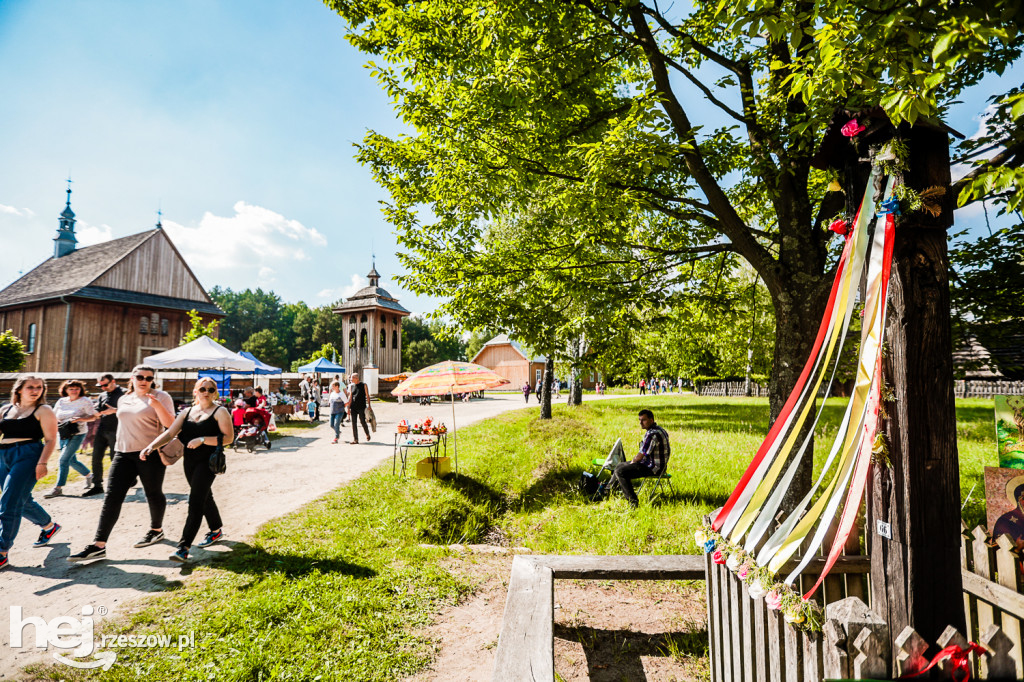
[
  {"xmin": 0, "ymin": 376, "xmax": 60, "ymax": 569},
  {"xmin": 141, "ymin": 377, "xmax": 234, "ymax": 563}
]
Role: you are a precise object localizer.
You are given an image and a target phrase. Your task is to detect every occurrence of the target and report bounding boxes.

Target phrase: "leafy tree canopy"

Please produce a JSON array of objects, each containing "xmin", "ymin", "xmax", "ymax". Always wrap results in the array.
[
  {"xmin": 242, "ymin": 329, "xmax": 289, "ymax": 370},
  {"xmin": 180, "ymin": 310, "xmax": 224, "ymax": 346},
  {"xmin": 0, "ymin": 329, "xmax": 26, "ymax": 373}
]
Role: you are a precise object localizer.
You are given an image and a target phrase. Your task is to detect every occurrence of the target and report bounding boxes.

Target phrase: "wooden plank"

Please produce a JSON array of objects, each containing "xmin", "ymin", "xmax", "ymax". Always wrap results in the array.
[
  {"xmin": 767, "ymin": 605, "xmax": 784, "ymax": 682},
  {"xmin": 492, "ymin": 556, "xmax": 553, "ymax": 681},
  {"xmin": 536, "ymin": 554, "xmax": 705, "ymax": 580},
  {"xmin": 802, "ymin": 629, "xmax": 823, "ymax": 681},
  {"xmin": 961, "ymin": 569, "xmax": 1024, "ymax": 621},
  {"xmin": 741, "ymin": 581, "xmax": 755, "ymax": 678},
  {"xmin": 778, "ymin": 555, "xmax": 871, "ymax": 575},
  {"xmin": 719, "ymin": 564, "xmax": 733, "ymax": 682},
  {"xmin": 783, "ymin": 619, "xmax": 802, "ymax": 682},
  {"xmin": 729, "ymin": 570, "xmax": 744, "ymax": 681},
  {"xmin": 706, "ymin": 552, "xmax": 720, "ymax": 682},
  {"xmin": 753, "ymin": 588, "xmax": 768, "ymax": 682}
]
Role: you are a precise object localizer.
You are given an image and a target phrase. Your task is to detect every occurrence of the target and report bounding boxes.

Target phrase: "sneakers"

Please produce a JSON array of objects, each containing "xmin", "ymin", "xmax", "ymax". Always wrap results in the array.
[
  {"xmin": 68, "ymin": 545, "xmax": 106, "ymax": 563},
  {"xmin": 84, "ymin": 473, "xmax": 94, "ymax": 489},
  {"xmin": 197, "ymin": 529, "xmax": 223, "ymax": 548},
  {"xmin": 33, "ymin": 523, "xmax": 61, "ymax": 547},
  {"xmin": 169, "ymin": 547, "xmax": 189, "ymax": 563},
  {"xmin": 331, "ymin": 438, "xmax": 338, "ymax": 444},
  {"xmin": 133, "ymin": 530, "xmax": 165, "ymax": 548},
  {"xmin": 0, "ymin": 554, "xmax": 7, "ymax": 570},
  {"xmin": 43, "ymin": 487, "xmax": 63, "ymax": 499},
  {"xmin": 82, "ymin": 486, "xmax": 104, "ymax": 497}
]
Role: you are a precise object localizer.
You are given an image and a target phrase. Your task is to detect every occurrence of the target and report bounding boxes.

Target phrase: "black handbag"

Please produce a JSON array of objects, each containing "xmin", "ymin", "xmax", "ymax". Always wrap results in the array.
[
  {"xmin": 209, "ymin": 407, "xmax": 227, "ymax": 475},
  {"xmin": 57, "ymin": 421, "xmax": 77, "ymax": 440}
]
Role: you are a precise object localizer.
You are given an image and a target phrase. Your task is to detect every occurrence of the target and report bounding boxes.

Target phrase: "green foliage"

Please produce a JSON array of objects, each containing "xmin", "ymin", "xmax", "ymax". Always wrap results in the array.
[
  {"xmin": 179, "ymin": 310, "xmax": 223, "ymax": 345},
  {"xmin": 0, "ymin": 329, "xmax": 26, "ymax": 372},
  {"xmin": 241, "ymin": 329, "xmax": 288, "ymax": 370},
  {"xmin": 401, "ymin": 315, "xmax": 467, "ymax": 371}
]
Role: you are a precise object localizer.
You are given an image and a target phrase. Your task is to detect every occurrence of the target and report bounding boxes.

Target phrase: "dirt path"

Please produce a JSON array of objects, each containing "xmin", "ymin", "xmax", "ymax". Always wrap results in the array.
[{"xmin": 1, "ymin": 392, "xmax": 634, "ymax": 675}]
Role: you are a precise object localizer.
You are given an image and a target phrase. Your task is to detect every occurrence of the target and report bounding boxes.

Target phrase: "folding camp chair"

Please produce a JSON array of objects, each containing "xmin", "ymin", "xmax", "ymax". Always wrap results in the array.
[
  {"xmin": 636, "ymin": 465, "xmax": 675, "ymax": 501},
  {"xmin": 590, "ymin": 438, "xmax": 626, "ymax": 479}
]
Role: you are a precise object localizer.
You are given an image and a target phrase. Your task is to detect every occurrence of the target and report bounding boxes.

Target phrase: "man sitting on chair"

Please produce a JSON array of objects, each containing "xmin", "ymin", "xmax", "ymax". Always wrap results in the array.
[{"xmin": 609, "ymin": 409, "xmax": 670, "ymax": 508}]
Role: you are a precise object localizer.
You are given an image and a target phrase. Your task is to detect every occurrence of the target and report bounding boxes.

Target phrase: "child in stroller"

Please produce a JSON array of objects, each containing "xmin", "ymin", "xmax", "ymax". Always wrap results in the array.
[{"xmin": 234, "ymin": 403, "xmax": 272, "ymax": 453}]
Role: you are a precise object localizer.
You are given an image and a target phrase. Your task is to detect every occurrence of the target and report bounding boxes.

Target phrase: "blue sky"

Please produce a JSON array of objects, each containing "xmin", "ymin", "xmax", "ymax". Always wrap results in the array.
[{"xmin": 0, "ymin": 1, "xmax": 1018, "ymax": 324}]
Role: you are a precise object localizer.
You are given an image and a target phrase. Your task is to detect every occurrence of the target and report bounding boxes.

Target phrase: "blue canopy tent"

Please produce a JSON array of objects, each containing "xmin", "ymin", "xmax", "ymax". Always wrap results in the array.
[
  {"xmin": 296, "ymin": 357, "xmax": 345, "ymax": 374},
  {"xmin": 236, "ymin": 351, "xmax": 282, "ymax": 375}
]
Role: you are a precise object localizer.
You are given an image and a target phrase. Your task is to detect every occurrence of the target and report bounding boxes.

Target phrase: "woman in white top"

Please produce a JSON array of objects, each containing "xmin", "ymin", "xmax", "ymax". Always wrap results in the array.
[
  {"xmin": 68, "ymin": 365, "xmax": 174, "ymax": 563},
  {"xmin": 44, "ymin": 380, "xmax": 97, "ymax": 498},
  {"xmin": 328, "ymin": 381, "xmax": 349, "ymax": 444}
]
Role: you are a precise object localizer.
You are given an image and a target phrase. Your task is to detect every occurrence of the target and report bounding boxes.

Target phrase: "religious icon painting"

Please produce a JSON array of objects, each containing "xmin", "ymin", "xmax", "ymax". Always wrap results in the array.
[
  {"xmin": 985, "ymin": 466, "xmax": 1024, "ymax": 548},
  {"xmin": 995, "ymin": 395, "xmax": 1024, "ymax": 469}
]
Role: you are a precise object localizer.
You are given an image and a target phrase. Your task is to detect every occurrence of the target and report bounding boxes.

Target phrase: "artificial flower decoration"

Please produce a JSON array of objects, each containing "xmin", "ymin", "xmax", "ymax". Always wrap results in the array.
[
  {"xmin": 748, "ymin": 579, "xmax": 767, "ymax": 599},
  {"xmin": 827, "ymin": 179, "xmax": 843, "ymax": 192},
  {"xmin": 712, "ymin": 549, "xmax": 726, "ymax": 565},
  {"xmin": 876, "ymin": 197, "xmax": 901, "ymax": 217},
  {"xmin": 828, "ymin": 218, "xmax": 850, "ymax": 236},
  {"xmin": 841, "ymin": 118, "xmax": 866, "ymax": 137},
  {"xmin": 783, "ymin": 607, "xmax": 806, "ymax": 625},
  {"xmin": 703, "ymin": 538, "xmax": 716, "ymax": 553},
  {"xmin": 726, "ymin": 555, "xmax": 742, "ymax": 572},
  {"xmin": 765, "ymin": 591, "xmax": 782, "ymax": 610},
  {"xmin": 694, "ymin": 529, "xmax": 707, "ymax": 547},
  {"xmin": 738, "ymin": 563, "xmax": 750, "ymax": 579}
]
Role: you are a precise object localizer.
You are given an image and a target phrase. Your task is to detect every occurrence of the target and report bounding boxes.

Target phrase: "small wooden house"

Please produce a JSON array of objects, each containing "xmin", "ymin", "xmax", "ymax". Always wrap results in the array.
[
  {"xmin": 470, "ymin": 335, "xmax": 549, "ymax": 389},
  {"xmin": 0, "ymin": 190, "xmax": 223, "ymax": 372}
]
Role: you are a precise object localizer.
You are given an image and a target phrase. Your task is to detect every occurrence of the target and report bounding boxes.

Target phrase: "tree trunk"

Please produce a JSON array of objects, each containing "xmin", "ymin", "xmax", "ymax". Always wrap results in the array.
[
  {"xmin": 568, "ymin": 369, "xmax": 583, "ymax": 406},
  {"xmin": 540, "ymin": 357, "xmax": 554, "ymax": 419},
  {"xmin": 768, "ymin": 280, "xmax": 831, "ymax": 515},
  {"xmin": 868, "ymin": 127, "xmax": 964, "ymax": 664}
]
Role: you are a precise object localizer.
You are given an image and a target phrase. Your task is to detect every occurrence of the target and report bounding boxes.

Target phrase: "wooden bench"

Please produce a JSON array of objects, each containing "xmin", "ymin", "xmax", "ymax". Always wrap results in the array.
[{"xmin": 491, "ymin": 554, "xmax": 706, "ymax": 681}]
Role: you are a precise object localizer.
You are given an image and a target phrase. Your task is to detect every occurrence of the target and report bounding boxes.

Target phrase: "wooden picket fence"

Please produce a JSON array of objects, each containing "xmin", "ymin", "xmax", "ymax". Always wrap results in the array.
[
  {"xmin": 706, "ymin": 522, "xmax": 1024, "ymax": 680},
  {"xmin": 695, "ymin": 381, "xmax": 770, "ymax": 397},
  {"xmin": 956, "ymin": 379, "xmax": 1024, "ymax": 398}
]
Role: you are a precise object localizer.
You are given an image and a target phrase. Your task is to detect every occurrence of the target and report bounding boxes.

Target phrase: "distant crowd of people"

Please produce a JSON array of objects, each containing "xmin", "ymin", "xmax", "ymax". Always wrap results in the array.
[
  {"xmin": 0, "ymin": 369, "xmax": 375, "ymax": 571},
  {"xmin": 637, "ymin": 378, "xmax": 683, "ymax": 395}
]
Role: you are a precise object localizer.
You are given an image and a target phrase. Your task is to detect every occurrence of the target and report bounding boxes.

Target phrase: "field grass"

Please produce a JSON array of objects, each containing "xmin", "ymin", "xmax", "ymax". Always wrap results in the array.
[{"xmin": 26, "ymin": 395, "xmax": 998, "ymax": 680}]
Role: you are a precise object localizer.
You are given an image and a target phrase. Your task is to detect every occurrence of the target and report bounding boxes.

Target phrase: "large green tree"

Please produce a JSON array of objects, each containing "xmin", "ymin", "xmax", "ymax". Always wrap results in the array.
[
  {"xmin": 329, "ymin": 0, "xmax": 1022, "ymax": 407},
  {"xmin": 0, "ymin": 330, "xmax": 26, "ymax": 372}
]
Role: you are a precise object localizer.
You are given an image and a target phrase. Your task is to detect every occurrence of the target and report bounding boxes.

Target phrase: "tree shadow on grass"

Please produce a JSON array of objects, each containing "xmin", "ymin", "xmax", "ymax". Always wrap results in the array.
[
  {"xmin": 554, "ymin": 624, "xmax": 708, "ymax": 681},
  {"xmin": 442, "ymin": 473, "xmax": 504, "ymax": 508},
  {"xmin": 209, "ymin": 540, "xmax": 376, "ymax": 580}
]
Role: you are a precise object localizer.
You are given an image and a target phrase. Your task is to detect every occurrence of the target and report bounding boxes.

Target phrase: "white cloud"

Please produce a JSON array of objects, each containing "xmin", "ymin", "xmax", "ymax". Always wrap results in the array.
[
  {"xmin": 76, "ymin": 220, "xmax": 114, "ymax": 246},
  {"xmin": 0, "ymin": 204, "xmax": 35, "ymax": 218},
  {"xmin": 317, "ymin": 274, "xmax": 367, "ymax": 302},
  {"xmin": 163, "ymin": 201, "xmax": 327, "ymax": 290}
]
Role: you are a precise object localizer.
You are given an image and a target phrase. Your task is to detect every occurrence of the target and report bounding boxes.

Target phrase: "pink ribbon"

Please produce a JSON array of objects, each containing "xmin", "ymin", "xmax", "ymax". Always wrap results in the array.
[{"xmin": 900, "ymin": 642, "xmax": 988, "ymax": 680}]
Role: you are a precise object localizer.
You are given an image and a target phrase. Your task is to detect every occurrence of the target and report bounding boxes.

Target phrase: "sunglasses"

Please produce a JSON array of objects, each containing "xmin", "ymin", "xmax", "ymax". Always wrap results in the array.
[
  {"xmin": 135, "ymin": 375, "xmax": 155, "ymax": 382},
  {"xmin": 196, "ymin": 387, "xmax": 217, "ymax": 394}
]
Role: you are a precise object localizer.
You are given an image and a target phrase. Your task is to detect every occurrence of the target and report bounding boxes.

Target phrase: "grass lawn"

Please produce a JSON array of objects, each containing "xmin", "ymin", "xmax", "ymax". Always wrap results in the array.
[{"xmin": 27, "ymin": 395, "xmax": 997, "ymax": 680}]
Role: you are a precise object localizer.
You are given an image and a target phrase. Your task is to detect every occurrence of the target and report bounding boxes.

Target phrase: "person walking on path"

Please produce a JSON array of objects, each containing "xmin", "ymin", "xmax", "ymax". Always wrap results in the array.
[
  {"xmin": 608, "ymin": 409, "xmax": 670, "ymax": 509},
  {"xmin": 43, "ymin": 380, "xmax": 97, "ymax": 498},
  {"xmin": 0, "ymin": 376, "xmax": 60, "ymax": 570},
  {"xmin": 522, "ymin": 381, "xmax": 532, "ymax": 403},
  {"xmin": 68, "ymin": 365, "xmax": 175, "ymax": 563},
  {"xmin": 141, "ymin": 377, "xmax": 234, "ymax": 563},
  {"xmin": 328, "ymin": 380, "xmax": 349, "ymax": 444},
  {"xmin": 346, "ymin": 373, "xmax": 372, "ymax": 444},
  {"xmin": 86, "ymin": 374, "xmax": 122, "ymax": 497},
  {"xmin": 639, "ymin": 379, "xmax": 646, "ymax": 395}
]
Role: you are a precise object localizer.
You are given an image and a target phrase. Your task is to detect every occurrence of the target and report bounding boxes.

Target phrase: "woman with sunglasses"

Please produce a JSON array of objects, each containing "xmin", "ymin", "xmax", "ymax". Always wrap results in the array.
[
  {"xmin": 141, "ymin": 377, "xmax": 233, "ymax": 563},
  {"xmin": 0, "ymin": 376, "xmax": 60, "ymax": 570},
  {"xmin": 43, "ymin": 380, "xmax": 97, "ymax": 498},
  {"xmin": 68, "ymin": 366, "xmax": 174, "ymax": 562}
]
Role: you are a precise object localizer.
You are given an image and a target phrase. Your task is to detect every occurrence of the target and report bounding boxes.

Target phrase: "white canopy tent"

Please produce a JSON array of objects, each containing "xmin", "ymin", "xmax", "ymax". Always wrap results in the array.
[{"xmin": 143, "ymin": 336, "xmax": 255, "ymax": 371}]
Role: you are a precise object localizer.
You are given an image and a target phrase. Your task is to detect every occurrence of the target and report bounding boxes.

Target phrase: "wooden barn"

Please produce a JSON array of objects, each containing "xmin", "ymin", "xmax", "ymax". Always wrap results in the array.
[
  {"xmin": 470, "ymin": 335, "xmax": 549, "ymax": 389},
  {"xmin": 0, "ymin": 190, "xmax": 222, "ymax": 373}
]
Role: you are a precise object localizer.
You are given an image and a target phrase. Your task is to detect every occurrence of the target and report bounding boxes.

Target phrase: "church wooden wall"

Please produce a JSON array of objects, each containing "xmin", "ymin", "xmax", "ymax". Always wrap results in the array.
[
  {"xmin": 92, "ymin": 231, "xmax": 211, "ymax": 302},
  {"xmin": 474, "ymin": 344, "xmax": 532, "ymax": 387},
  {"xmin": 0, "ymin": 300, "xmax": 219, "ymax": 373}
]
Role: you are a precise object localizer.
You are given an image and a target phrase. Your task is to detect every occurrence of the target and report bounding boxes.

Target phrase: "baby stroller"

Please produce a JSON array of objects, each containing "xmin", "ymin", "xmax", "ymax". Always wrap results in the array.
[{"xmin": 234, "ymin": 407, "xmax": 272, "ymax": 453}]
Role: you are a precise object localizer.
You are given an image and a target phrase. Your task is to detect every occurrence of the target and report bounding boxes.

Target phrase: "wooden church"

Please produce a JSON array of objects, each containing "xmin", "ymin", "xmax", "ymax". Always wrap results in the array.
[{"xmin": 0, "ymin": 187, "xmax": 223, "ymax": 372}]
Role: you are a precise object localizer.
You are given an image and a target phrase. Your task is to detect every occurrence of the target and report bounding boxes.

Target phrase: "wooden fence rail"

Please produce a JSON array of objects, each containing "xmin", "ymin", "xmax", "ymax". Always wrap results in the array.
[
  {"xmin": 695, "ymin": 381, "xmax": 771, "ymax": 397},
  {"xmin": 955, "ymin": 379, "xmax": 1024, "ymax": 398}
]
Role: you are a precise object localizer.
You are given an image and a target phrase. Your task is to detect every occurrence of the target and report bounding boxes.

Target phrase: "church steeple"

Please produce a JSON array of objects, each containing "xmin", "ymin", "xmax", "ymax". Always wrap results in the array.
[
  {"xmin": 54, "ymin": 178, "xmax": 78, "ymax": 258},
  {"xmin": 367, "ymin": 259, "xmax": 380, "ymax": 287}
]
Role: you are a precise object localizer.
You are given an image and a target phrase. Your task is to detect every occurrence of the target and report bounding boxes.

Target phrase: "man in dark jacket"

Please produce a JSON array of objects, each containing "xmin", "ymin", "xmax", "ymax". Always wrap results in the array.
[
  {"xmin": 85, "ymin": 374, "xmax": 124, "ymax": 497},
  {"xmin": 347, "ymin": 373, "xmax": 372, "ymax": 444}
]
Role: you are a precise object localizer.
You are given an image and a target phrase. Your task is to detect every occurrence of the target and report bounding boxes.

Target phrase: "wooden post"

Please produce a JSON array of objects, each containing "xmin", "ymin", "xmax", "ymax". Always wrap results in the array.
[{"xmin": 867, "ymin": 123, "xmax": 966, "ymax": 667}]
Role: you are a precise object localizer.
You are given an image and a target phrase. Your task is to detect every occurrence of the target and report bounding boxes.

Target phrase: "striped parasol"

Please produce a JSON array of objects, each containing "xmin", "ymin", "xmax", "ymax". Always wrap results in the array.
[
  {"xmin": 392, "ymin": 361, "xmax": 509, "ymax": 396},
  {"xmin": 391, "ymin": 361, "xmax": 510, "ymax": 475}
]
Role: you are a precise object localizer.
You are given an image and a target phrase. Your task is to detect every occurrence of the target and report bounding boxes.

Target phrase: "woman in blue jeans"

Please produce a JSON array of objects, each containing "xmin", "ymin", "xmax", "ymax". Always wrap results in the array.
[
  {"xmin": 328, "ymin": 380, "xmax": 348, "ymax": 444},
  {"xmin": 44, "ymin": 380, "xmax": 96, "ymax": 498},
  {"xmin": 0, "ymin": 375, "xmax": 59, "ymax": 570}
]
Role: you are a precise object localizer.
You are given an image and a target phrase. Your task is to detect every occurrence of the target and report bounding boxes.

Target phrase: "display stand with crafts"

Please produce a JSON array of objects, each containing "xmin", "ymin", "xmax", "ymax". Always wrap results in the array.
[{"xmin": 393, "ymin": 418, "xmax": 448, "ymax": 477}]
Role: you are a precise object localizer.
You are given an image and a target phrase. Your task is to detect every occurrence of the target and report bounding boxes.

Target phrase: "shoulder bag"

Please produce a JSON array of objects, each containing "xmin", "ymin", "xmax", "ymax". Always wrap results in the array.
[
  {"xmin": 57, "ymin": 420, "xmax": 78, "ymax": 441},
  {"xmin": 209, "ymin": 406, "xmax": 227, "ymax": 475}
]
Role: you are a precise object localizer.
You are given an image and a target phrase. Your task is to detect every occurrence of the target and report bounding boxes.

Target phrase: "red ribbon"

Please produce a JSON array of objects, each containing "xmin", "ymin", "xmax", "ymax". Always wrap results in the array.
[{"xmin": 900, "ymin": 642, "xmax": 987, "ymax": 680}]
